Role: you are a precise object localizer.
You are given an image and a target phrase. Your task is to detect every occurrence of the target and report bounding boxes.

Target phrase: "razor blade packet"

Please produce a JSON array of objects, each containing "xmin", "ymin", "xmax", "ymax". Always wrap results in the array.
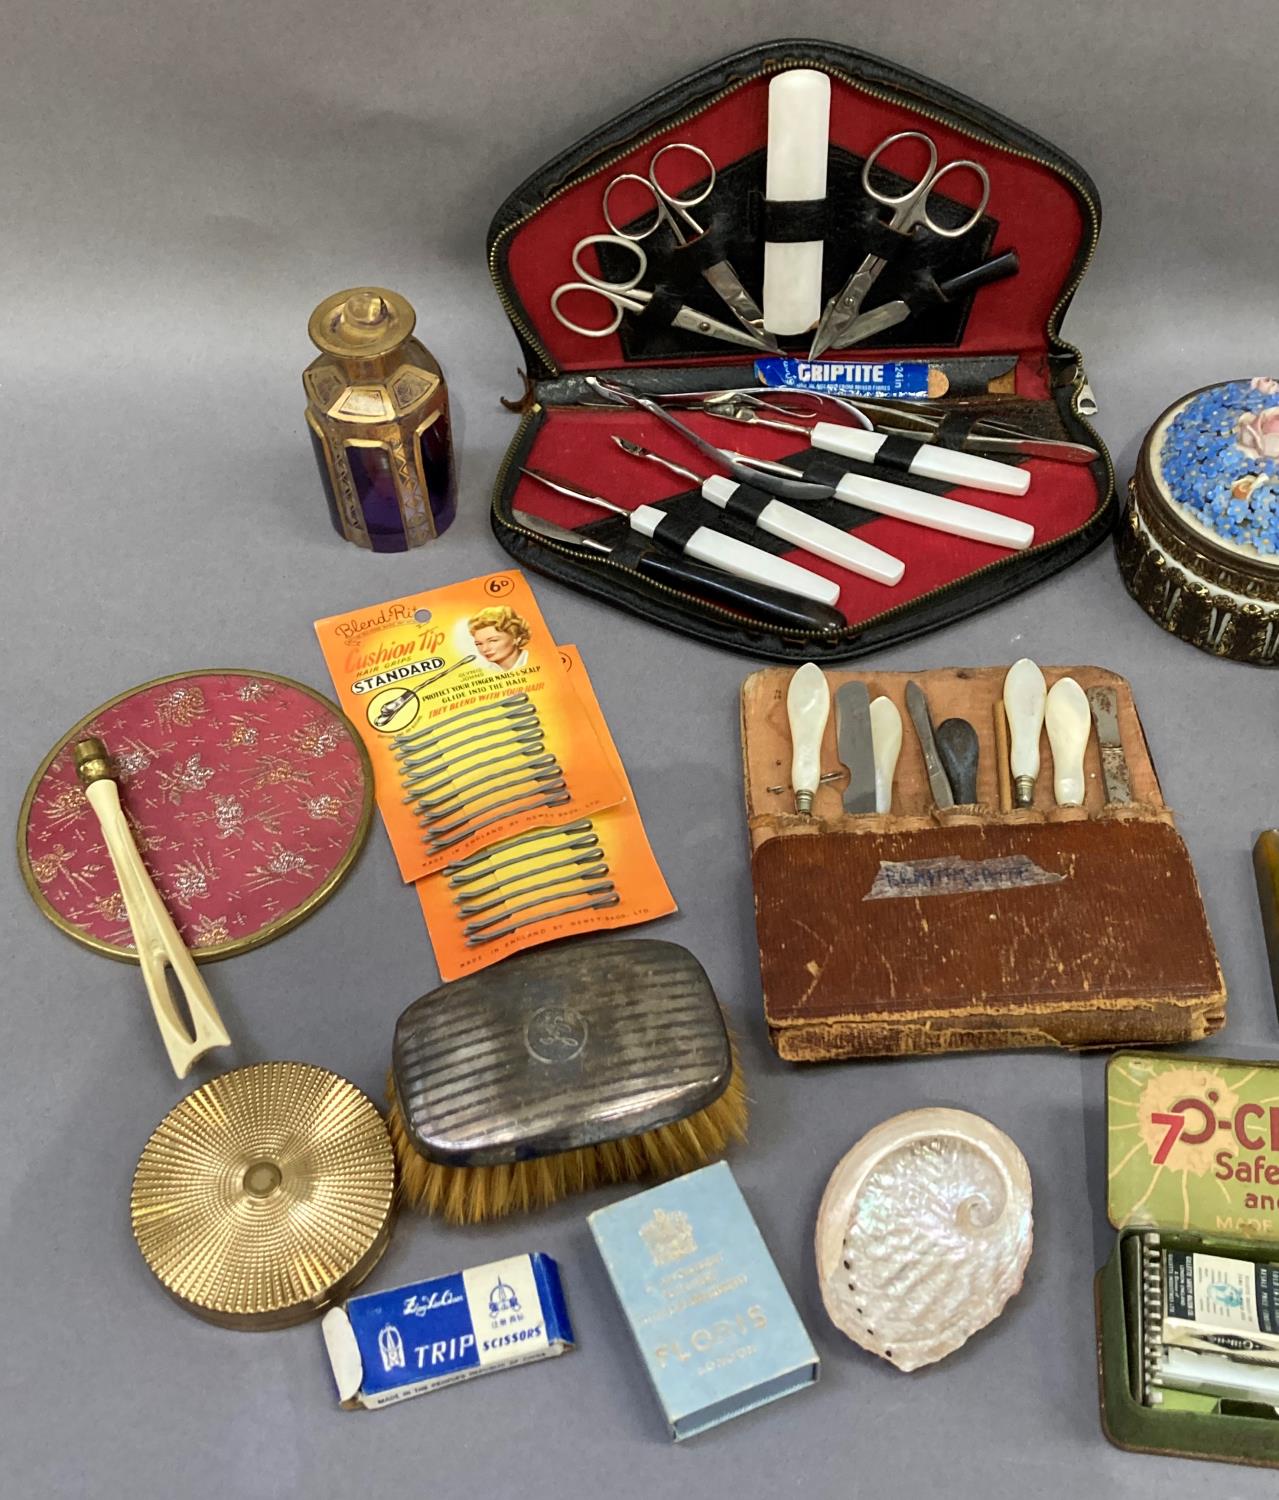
[
  {"xmin": 323, "ymin": 1252, "xmax": 573, "ymax": 1409},
  {"xmin": 1099, "ymin": 1051, "xmax": 1279, "ymax": 1466}
]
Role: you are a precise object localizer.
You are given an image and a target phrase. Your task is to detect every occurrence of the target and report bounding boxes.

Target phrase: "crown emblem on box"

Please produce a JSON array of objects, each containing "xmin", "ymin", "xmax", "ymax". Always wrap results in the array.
[{"xmin": 640, "ymin": 1208, "xmax": 696, "ymax": 1266}]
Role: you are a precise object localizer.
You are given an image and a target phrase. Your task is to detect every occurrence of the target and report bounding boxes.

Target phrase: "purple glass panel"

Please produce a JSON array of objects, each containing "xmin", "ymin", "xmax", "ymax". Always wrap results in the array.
[
  {"xmin": 309, "ymin": 425, "xmax": 346, "ymax": 541},
  {"xmin": 419, "ymin": 410, "xmax": 457, "ymax": 537},
  {"xmin": 345, "ymin": 444, "xmax": 407, "ymax": 553}
]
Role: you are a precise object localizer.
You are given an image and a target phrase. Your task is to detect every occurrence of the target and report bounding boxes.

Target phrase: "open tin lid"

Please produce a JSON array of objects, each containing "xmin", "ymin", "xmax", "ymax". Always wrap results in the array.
[{"xmin": 1108, "ymin": 1051, "xmax": 1279, "ymax": 1243}]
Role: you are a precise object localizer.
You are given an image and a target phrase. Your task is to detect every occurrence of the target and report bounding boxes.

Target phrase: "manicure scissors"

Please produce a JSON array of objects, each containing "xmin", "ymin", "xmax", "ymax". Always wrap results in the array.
[
  {"xmin": 551, "ymin": 235, "xmax": 774, "ymax": 352},
  {"xmin": 810, "ymin": 131, "xmax": 991, "ymax": 359},
  {"xmin": 599, "ymin": 141, "xmax": 779, "ymax": 351}
]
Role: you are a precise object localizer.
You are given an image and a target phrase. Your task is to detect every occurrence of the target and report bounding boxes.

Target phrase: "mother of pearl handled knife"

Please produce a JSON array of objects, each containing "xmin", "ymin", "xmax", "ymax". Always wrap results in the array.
[
  {"xmin": 905, "ymin": 681, "xmax": 955, "ymax": 811},
  {"xmin": 934, "ymin": 718, "xmax": 979, "ymax": 805},
  {"xmin": 835, "ymin": 682, "xmax": 877, "ymax": 813},
  {"xmin": 1044, "ymin": 676, "xmax": 1091, "ymax": 806},
  {"xmin": 511, "ymin": 508, "xmax": 844, "ymax": 635}
]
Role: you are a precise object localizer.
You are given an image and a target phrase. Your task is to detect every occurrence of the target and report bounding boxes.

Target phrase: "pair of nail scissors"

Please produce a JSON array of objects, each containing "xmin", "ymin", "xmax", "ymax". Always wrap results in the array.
[
  {"xmin": 551, "ymin": 235, "xmax": 774, "ymax": 352},
  {"xmin": 603, "ymin": 142, "xmax": 778, "ymax": 350},
  {"xmin": 810, "ymin": 131, "xmax": 991, "ymax": 359}
]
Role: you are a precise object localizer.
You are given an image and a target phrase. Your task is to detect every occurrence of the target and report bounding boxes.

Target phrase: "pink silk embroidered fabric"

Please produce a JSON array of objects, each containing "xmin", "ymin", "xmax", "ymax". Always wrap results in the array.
[{"xmin": 23, "ymin": 672, "xmax": 370, "ymax": 956}]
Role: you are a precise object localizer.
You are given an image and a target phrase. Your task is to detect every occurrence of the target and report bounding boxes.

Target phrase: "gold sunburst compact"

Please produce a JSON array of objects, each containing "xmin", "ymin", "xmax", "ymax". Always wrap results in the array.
[{"xmin": 131, "ymin": 1062, "xmax": 397, "ymax": 1329}]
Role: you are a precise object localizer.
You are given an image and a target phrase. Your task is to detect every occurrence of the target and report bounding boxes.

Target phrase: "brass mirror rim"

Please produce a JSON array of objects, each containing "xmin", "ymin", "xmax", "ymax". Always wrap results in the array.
[{"xmin": 16, "ymin": 667, "xmax": 374, "ymax": 964}]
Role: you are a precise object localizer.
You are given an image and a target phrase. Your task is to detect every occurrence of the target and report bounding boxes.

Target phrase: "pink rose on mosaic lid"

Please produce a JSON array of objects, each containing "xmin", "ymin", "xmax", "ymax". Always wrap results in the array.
[
  {"xmin": 1249, "ymin": 377, "xmax": 1279, "ymax": 395},
  {"xmin": 1236, "ymin": 407, "xmax": 1279, "ymax": 461}
]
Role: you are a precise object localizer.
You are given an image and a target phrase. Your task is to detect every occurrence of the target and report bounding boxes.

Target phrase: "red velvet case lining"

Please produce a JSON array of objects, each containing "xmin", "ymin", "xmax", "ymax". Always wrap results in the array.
[
  {"xmin": 512, "ymin": 409, "xmax": 1100, "ymax": 625},
  {"xmin": 499, "ymin": 65, "xmax": 1101, "ymax": 635},
  {"xmin": 505, "ymin": 71, "xmax": 1089, "ymax": 383}
]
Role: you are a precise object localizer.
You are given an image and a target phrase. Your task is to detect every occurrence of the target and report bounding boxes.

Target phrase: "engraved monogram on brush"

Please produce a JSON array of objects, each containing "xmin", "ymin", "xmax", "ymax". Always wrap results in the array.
[{"xmin": 523, "ymin": 1004, "xmax": 588, "ymax": 1064}]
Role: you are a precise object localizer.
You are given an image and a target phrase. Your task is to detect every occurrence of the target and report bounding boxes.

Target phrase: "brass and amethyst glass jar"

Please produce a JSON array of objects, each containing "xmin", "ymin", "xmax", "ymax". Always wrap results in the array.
[
  {"xmin": 1118, "ymin": 378, "xmax": 1279, "ymax": 665},
  {"xmin": 304, "ymin": 287, "xmax": 456, "ymax": 551}
]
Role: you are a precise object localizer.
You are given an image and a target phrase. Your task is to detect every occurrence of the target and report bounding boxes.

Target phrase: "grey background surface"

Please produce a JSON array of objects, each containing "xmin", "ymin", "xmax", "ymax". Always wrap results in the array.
[{"xmin": 3, "ymin": 2, "xmax": 1277, "ymax": 1494}]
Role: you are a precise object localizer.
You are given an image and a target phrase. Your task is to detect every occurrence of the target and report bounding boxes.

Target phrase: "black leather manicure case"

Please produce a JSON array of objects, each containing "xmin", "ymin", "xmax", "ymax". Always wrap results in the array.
[{"xmin": 486, "ymin": 38, "xmax": 1113, "ymax": 662}]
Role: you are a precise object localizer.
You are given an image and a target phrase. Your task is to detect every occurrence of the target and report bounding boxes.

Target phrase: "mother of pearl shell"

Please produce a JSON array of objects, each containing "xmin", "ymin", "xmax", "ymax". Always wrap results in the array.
[{"xmin": 815, "ymin": 1108, "xmax": 1033, "ymax": 1372}]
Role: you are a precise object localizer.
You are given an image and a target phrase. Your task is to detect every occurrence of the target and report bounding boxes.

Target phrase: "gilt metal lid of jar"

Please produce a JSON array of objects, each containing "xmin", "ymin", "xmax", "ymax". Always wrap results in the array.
[
  {"xmin": 131, "ymin": 1061, "xmax": 397, "ymax": 1329},
  {"xmin": 308, "ymin": 287, "xmax": 417, "ymax": 360},
  {"xmin": 1118, "ymin": 378, "xmax": 1279, "ymax": 665}
]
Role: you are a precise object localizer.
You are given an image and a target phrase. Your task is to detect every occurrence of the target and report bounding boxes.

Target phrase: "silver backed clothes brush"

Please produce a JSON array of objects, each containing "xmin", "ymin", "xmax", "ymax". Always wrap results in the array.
[{"xmin": 612, "ymin": 437, "xmax": 904, "ymax": 586}]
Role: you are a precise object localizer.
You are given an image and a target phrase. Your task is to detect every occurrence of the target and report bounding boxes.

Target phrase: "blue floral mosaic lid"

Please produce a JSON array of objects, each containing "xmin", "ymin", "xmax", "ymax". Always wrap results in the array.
[{"xmin": 1155, "ymin": 378, "xmax": 1279, "ymax": 562}]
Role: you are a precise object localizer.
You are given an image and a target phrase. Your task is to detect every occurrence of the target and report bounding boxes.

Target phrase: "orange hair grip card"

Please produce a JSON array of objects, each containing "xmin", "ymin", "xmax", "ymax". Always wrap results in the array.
[
  {"xmin": 314, "ymin": 573, "xmax": 625, "ymax": 881},
  {"xmin": 416, "ymin": 646, "xmax": 677, "ymax": 979}
]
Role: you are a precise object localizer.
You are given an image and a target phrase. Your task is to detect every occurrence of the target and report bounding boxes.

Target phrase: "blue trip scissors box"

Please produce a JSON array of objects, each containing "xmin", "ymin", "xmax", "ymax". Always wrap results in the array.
[
  {"xmin": 322, "ymin": 1252, "xmax": 573, "ymax": 1409},
  {"xmin": 588, "ymin": 1162, "xmax": 819, "ymax": 1440}
]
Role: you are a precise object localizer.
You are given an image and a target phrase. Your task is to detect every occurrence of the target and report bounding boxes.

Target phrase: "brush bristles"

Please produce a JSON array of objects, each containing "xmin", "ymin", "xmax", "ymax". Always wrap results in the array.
[{"xmin": 386, "ymin": 1053, "xmax": 748, "ymax": 1224}]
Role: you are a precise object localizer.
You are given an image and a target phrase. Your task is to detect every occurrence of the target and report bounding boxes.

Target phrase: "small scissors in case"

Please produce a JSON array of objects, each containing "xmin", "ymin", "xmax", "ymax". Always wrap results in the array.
[
  {"xmin": 551, "ymin": 235, "xmax": 775, "ymax": 352},
  {"xmin": 597, "ymin": 140, "xmax": 779, "ymax": 351},
  {"xmin": 810, "ymin": 130, "xmax": 992, "ymax": 359}
]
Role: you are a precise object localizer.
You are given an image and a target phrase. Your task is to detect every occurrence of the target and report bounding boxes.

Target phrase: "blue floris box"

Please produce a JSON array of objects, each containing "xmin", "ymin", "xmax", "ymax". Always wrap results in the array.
[
  {"xmin": 588, "ymin": 1162, "xmax": 819, "ymax": 1440},
  {"xmin": 321, "ymin": 1253, "xmax": 574, "ymax": 1409}
]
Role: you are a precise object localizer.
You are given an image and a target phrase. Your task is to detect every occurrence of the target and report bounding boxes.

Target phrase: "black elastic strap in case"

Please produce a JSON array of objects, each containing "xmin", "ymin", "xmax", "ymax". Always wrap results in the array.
[
  {"xmin": 763, "ymin": 199, "xmax": 829, "ymax": 242},
  {"xmin": 641, "ymin": 284, "xmax": 686, "ymax": 329},
  {"xmin": 931, "ymin": 411, "xmax": 979, "ymax": 450},
  {"xmin": 679, "ymin": 217, "xmax": 733, "ymax": 271},
  {"xmin": 854, "ymin": 217, "xmax": 916, "ymax": 264},
  {"xmin": 721, "ymin": 486, "xmax": 773, "ymax": 526},
  {"xmin": 651, "ymin": 510, "xmax": 704, "ymax": 551},
  {"xmin": 872, "ymin": 434, "xmax": 925, "ymax": 474}
]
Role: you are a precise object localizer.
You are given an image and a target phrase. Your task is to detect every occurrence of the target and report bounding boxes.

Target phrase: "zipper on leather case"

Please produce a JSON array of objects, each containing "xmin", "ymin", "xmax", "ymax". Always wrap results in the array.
[{"xmin": 488, "ymin": 56, "xmax": 1111, "ymax": 644}]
